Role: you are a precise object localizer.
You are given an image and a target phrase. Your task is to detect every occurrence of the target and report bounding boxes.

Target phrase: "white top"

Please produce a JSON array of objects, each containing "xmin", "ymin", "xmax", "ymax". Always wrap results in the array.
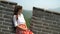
[{"xmin": 13, "ymin": 13, "xmax": 26, "ymax": 27}]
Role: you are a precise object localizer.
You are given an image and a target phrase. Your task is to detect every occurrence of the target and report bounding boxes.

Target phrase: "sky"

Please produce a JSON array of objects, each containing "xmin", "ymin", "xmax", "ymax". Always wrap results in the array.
[{"xmin": 7, "ymin": 0, "xmax": 60, "ymax": 10}]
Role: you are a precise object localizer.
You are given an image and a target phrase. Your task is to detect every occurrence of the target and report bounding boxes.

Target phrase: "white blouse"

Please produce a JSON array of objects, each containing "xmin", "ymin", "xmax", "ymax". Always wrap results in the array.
[{"xmin": 13, "ymin": 13, "xmax": 26, "ymax": 27}]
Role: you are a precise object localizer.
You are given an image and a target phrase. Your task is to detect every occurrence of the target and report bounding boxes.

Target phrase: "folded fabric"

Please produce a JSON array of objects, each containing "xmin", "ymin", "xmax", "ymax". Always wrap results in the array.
[{"xmin": 16, "ymin": 24, "xmax": 34, "ymax": 34}]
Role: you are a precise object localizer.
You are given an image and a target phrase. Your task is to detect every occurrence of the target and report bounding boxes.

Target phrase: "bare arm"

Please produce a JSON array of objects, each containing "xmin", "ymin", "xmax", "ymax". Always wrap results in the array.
[
  {"xmin": 13, "ymin": 15, "xmax": 18, "ymax": 27},
  {"xmin": 17, "ymin": 23, "xmax": 28, "ymax": 30}
]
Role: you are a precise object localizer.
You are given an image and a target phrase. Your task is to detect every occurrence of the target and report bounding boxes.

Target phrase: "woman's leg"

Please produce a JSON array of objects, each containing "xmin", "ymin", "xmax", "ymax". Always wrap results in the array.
[
  {"xmin": 16, "ymin": 27, "xmax": 22, "ymax": 34},
  {"xmin": 16, "ymin": 24, "xmax": 34, "ymax": 34}
]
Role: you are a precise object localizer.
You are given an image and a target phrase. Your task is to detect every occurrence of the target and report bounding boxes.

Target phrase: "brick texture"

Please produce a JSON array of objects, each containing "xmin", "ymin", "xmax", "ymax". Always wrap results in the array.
[
  {"xmin": 0, "ymin": 1, "xmax": 17, "ymax": 34},
  {"xmin": 30, "ymin": 7, "xmax": 60, "ymax": 34}
]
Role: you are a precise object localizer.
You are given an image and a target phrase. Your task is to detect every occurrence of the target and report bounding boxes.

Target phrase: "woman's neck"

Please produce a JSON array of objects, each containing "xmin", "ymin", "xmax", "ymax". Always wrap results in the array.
[{"xmin": 18, "ymin": 13, "xmax": 21, "ymax": 15}]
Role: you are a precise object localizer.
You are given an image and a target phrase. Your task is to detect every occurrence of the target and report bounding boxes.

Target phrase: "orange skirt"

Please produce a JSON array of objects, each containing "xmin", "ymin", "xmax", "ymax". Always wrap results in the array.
[{"xmin": 16, "ymin": 24, "xmax": 34, "ymax": 34}]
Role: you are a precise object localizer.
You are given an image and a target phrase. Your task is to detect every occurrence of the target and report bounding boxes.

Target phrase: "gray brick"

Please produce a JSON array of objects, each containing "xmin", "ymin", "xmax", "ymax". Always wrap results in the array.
[
  {"xmin": 0, "ymin": 21, "xmax": 2, "ymax": 25},
  {"xmin": 41, "ymin": 29, "xmax": 52, "ymax": 33},
  {"xmin": 0, "ymin": 17, "xmax": 4, "ymax": 21},
  {"xmin": 0, "ymin": 13, "xmax": 2, "ymax": 17},
  {"xmin": 0, "ymin": 1, "xmax": 17, "ymax": 34},
  {"xmin": 0, "ymin": 7, "xmax": 13, "ymax": 11},
  {"xmin": 32, "ymin": 30, "xmax": 38, "ymax": 34},
  {"xmin": 56, "ymin": 22, "xmax": 60, "ymax": 26},
  {"xmin": 4, "ymin": 32, "xmax": 11, "ymax": 34},
  {"xmin": 0, "ymin": 31, "xmax": 4, "ymax": 34},
  {"xmin": 8, "ymin": 26, "xmax": 16, "ymax": 33},
  {"xmin": 30, "ymin": 7, "xmax": 60, "ymax": 34},
  {"xmin": 38, "ymin": 31, "xmax": 48, "ymax": 34},
  {"xmin": 52, "ymin": 31, "xmax": 59, "ymax": 34},
  {"xmin": 0, "ymin": 25, "xmax": 8, "ymax": 29},
  {"xmin": 0, "ymin": 28, "xmax": 1, "ymax": 31},
  {"xmin": 2, "ymin": 11, "xmax": 13, "ymax": 16},
  {"xmin": 3, "ymin": 22, "xmax": 12, "ymax": 27},
  {"xmin": 2, "ymin": 29, "xmax": 12, "ymax": 33},
  {"xmin": 49, "ymin": 24, "xmax": 60, "ymax": 29},
  {"xmin": 0, "ymin": 10, "xmax": 2, "ymax": 14},
  {"xmin": 4, "ymin": 14, "xmax": 12, "ymax": 19},
  {"xmin": 4, "ymin": 19, "xmax": 12, "ymax": 23},
  {"xmin": 31, "ymin": 19, "xmax": 42, "ymax": 25}
]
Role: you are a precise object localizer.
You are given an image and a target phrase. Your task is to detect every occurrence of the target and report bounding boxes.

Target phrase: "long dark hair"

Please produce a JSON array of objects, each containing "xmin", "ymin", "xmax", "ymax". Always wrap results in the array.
[{"xmin": 14, "ymin": 5, "xmax": 22, "ymax": 15}]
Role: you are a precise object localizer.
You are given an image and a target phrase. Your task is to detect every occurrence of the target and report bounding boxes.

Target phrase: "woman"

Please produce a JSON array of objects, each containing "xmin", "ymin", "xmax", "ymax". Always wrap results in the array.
[{"xmin": 13, "ymin": 6, "xmax": 34, "ymax": 34}]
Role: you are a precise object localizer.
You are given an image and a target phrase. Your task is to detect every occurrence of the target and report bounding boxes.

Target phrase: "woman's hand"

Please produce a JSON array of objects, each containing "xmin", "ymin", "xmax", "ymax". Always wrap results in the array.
[{"xmin": 17, "ymin": 24, "xmax": 28, "ymax": 30}]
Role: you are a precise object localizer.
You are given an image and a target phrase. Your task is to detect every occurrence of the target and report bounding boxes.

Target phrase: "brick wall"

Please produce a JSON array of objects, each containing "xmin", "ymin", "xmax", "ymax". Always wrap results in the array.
[
  {"xmin": 30, "ymin": 7, "xmax": 60, "ymax": 34},
  {"xmin": 0, "ymin": 1, "xmax": 17, "ymax": 34}
]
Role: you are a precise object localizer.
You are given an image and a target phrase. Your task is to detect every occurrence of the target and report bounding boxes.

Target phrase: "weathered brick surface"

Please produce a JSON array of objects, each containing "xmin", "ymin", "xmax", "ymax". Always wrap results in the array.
[
  {"xmin": 30, "ymin": 7, "xmax": 60, "ymax": 34},
  {"xmin": 0, "ymin": 1, "xmax": 17, "ymax": 34}
]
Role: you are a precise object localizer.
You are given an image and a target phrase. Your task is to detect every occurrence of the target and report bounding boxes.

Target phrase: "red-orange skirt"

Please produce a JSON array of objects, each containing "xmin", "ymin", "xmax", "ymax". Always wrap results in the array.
[{"xmin": 16, "ymin": 24, "xmax": 34, "ymax": 34}]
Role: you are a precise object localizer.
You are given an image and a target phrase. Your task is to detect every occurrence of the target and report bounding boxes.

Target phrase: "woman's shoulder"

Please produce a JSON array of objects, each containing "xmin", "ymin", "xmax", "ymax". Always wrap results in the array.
[
  {"xmin": 21, "ymin": 13, "xmax": 23, "ymax": 15},
  {"xmin": 20, "ymin": 13, "xmax": 24, "ymax": 17},
  {"xmin": 18, "ymin": 13, "xmax": 24, "ymax": 18},
  {"xmin": 13, "ymin": 15, "xmax": 16, "ymax": 17}
]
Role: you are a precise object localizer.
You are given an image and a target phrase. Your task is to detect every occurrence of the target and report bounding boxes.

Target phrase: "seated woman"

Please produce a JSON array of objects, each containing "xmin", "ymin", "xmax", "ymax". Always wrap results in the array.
[{"xmin": 13, "ymin": 5, "xmax": 34, "ymax": 34}]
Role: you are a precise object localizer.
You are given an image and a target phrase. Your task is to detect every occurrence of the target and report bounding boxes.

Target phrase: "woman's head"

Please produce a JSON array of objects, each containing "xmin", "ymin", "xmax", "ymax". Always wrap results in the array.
[{"xmin": 14, "ymin": 5, "xmax": 22, "ymax": 15}]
